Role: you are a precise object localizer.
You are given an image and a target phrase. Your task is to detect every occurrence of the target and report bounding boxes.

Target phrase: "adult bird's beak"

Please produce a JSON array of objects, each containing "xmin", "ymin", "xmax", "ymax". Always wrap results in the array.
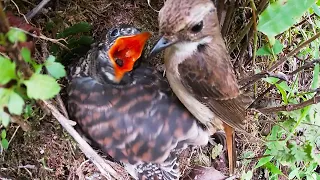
[
  {"xmin": 149, "ymin": 36, "xmax": 177, "ymax": 58},
  {"xmin": 108, "ymin": 32, "xmax": 151, "ymax": 82}
]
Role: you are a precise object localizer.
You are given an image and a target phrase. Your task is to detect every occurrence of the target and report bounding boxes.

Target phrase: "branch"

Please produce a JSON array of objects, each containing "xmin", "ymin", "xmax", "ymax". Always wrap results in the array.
[
  {"xmin": 240, "ymin": 71, "xmax": 288, "ymax": 89},
  {"xmin": 257, "ymin": 96, "xmax": 320, "ymax": 114},
  {"xmin": 248, "ymin": 59, "xmax": 320, "ymax": 108},
  {"xmin": 239, "ymin": 32, "xmax": 320, "ymax": 86},
  {"xmin": 25, "ymin": 0, "xmax": 51, "ymax": 20},
  {"xmin": 43, "ymin": 101, "xmax": 127, "ymax": 180}
]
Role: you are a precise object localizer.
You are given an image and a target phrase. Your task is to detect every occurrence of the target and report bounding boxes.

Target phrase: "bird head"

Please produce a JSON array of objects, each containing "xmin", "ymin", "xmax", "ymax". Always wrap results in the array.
[
  {"xmin": 149, "ymin": 0, "xmax": 222, "ymax": 57},
  {"xmin": 97, "ymin": 24, "xmax": 151, "ymax": 83}
]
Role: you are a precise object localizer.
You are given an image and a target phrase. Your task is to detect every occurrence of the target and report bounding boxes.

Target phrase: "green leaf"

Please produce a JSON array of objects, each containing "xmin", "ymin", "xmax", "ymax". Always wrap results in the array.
[
  {"xmin": 45, "ymin": 55, "xmax": 66, "ymax": 79},
  {"xmin": 21, "ymin": 47, "xmax": 32, "ymax": 63},
  {"xmin": 1, "ymin": 130, "xmax": 6, "ymax": 139},
  {"xmin": 312, "ymin": 3, "xmax": 320, "ymax": 16},
  {"xmin": 32, "ymin": 63, "xmax": 43, "ymax": 74},
  {"xmin": 264, "ymin": 162, "xmax": 282, "ymax": 175},
  {"xmin": 258, "ymin": 0, "xmax": 316, "ymax": 37},
  {"xmin": 255, "ymin": 155, "xmax": 274, "ymax": 168},
  {"xmin": 1, "ymin": 138, "xmax": 9, "ymax": 149},
  {"xmin": 289, "ymin": 168, "xmax": 300, "ymax": 179},
  {"xmin": 24, "ymin": 104, "xmax": 32, "ymax": 118},
  {"xmin": 256, "ymin": 40, "xmax": 284, "ymax": 56},
  {"xmin": 66, "ymin": 36, "xmax": 94, "ymax": 49},
  {"xmin": 0, "ymin": 56, "xmax": 16, "ymax": 84},
  {"xmin": 211, "ymin": 144, "xmax": 223, "ymax": 159},
  {"xmin": 57, "ymin": 22, "xmax": 92, "ymax": 38},
  {"xmin": 23, "ymin": 74, "xmax": 61, "ymax": 100},
  {"xmin": 0, "ymin": 111, "xmax": 10, "ymax": 127},
  {"xmin": 290, "ymin": 143, "xmax": 308, "ymax": 162},
  {"xmin": 241, "ymin": 170, "xmax": 253, "ymax": 180},
  {"xmin": 7, "ymin": 28, "xmax": 27, "ymax": 43},
  {"xmin": 311, "ymin": 63, "xmax": 319, "ymax": 90},
  {"xmin": 8, "ymin": 92, "xmax": 25, "ymax": 115}
]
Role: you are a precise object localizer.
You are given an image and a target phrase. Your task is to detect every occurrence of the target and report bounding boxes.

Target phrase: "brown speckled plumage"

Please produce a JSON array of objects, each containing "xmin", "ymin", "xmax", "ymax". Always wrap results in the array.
[{"xmin": 67, "ymin": 25, "xmax": 209, "ymax": 180}]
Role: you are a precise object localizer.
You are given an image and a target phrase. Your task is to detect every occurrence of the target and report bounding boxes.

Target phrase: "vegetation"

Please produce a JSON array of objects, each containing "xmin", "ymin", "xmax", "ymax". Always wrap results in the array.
[{"xmin": 0, "ymin": 0, "xmax": 320, "ymax": 179}]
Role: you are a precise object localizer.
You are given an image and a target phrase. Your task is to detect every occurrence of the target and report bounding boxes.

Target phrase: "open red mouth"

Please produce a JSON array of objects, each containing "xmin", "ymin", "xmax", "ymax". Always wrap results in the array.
[{"xmin": 108, "ymin": 32, "xmax": 151, "ymax": 82}]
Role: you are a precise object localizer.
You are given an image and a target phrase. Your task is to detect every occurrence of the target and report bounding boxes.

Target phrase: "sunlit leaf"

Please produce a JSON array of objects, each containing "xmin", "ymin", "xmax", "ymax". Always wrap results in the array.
[
  {"xmin": 256, "ymin": 40, "xmax": 284, "ymax": 56},
  {"xmin": 45, "ymin": 55, "xmax": 66, "ymax": 79},
  {"xmin": 8, "ymin": 91, "xmax": 25, "ymax": 115},
  {"xmin": 241, "ymin": 170, "xmax": 253, "ymax": 180},
  {"xmin": 312, "ymin": 3, "xmax": 320, "ymax": 16},
  {"xmin": 0, "ymin": 111, "xmax": 10, "ymax": 127},
  {"xmin": 23, "ymin": 74, "xmax": 60, "ymax": 100},
  {"xmin": 255, "ymin": 155, "xmax": 274, "ymax": 168},
  {"xmin": 0, "ymin": 56, "xmax": 16, "ymax": 84},
  {"xmin": 264, "ymin": 162, "xmax": 282, "ymax": 175},
  {"xmin": 311, "ymin": 64, "xmax": 319, "ymax": 90},
  {"xmin": 21, "ymin": 47, "xmax": 31, "ymax": 63},
  {"xmin": 258, "ymin": 0, "xmax": 316, "ymax": 37},
  {"xmin": 211, "ymin": 144, "xmax": 223, "ymax": 159},
  {"xmin": 289, "ymin": 168, "xmax": 300, "ymax": 179},
  {"xmin": 1, "ymin": 130, "xmax": 6, "ymax": 139},
  {"xmin": 7, "ymin": 28, "xmax": 27, "ymax": 43},
  {"xmin": 1, "ymin": 138, "xmax": 9, "ymax": 149}
]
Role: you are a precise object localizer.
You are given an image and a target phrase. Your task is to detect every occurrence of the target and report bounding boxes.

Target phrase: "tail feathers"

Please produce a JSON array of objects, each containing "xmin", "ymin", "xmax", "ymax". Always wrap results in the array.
[{"xmin": 223, "ymin": 123, "xmax": 236, "ymax": 176}]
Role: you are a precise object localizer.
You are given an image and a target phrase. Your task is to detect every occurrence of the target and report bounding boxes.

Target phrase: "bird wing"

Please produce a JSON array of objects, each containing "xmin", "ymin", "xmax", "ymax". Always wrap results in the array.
[
  {"xmin": 67, "ymin": 76, "xmax": 208, "ymax": 165},
  {"xmin": 177, "ymin": 50, "xmax": 246, "ymax": 131}
]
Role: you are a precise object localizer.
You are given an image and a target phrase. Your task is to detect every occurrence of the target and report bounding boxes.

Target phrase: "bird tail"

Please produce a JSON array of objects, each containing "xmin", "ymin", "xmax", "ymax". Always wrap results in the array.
[{"xmin": 223, "ymin": 123, "xmax": 236, "ymax": 176}]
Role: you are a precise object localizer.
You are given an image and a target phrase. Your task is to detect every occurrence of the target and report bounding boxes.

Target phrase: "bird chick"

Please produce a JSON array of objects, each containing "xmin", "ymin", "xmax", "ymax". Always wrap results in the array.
[{"xmin": 67, "ymin": 24, "xmax": 210, "ymax": 180}]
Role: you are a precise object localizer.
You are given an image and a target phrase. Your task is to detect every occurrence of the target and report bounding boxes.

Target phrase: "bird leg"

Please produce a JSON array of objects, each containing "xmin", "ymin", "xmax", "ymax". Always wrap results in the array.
[{"xmin": 223, "ymin": 123, "xmax": 236, "ymax": 176}]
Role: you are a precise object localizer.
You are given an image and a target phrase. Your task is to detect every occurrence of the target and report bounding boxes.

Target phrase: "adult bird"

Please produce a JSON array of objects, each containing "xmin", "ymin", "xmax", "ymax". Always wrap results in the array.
[
  {"xmin": 149, "ymin": 0, "xmax": 248, "ymax": 175},
  {"xmin": 67, "ymin": 24, "xmax": 209, "ymax": 180}
]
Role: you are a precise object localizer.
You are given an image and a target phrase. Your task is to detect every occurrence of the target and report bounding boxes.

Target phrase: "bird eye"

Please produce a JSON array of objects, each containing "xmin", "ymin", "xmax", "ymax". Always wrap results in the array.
[
  {"xmin": 191, "ymin": 21, "xmax": 203, "ymax": 33},
  {"xmin": 110, "ymin": 28, "xmax": 120, "ymax": 37}
]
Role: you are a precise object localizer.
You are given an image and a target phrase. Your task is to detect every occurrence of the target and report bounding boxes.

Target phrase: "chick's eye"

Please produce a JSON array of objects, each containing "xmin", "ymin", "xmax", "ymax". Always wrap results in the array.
[
  {"xmin": 110, "ymin": 28, "xmax": 119, "ymax": 37},
  {"xmin": 191, "ymin": 21, "xmax": 203, "ymax": 33}
]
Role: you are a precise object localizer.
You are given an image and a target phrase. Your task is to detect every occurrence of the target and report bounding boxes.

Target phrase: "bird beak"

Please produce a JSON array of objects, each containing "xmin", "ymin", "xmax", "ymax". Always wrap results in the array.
[
  {"xmin": 108, "ymin": 32, "xmax": 151, "ymax": 82},
  {"xmin": 149, "ymin": 36, "xmax": 177, "ymax": 57}
]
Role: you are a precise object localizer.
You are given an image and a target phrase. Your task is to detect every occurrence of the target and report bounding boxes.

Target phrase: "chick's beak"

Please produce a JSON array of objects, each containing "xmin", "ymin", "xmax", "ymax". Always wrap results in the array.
[
  {"xmin": 149, "ymin": 36, "xmax": 177, "ymax": 58},
  {"xmin": 108, "ymin": 32, "xmax": 151, "ymax": 82}
]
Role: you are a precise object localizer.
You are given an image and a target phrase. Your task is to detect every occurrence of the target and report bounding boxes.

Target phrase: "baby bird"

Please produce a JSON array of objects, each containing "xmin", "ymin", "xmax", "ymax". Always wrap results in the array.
[{"xmin": 67, "ymin": 24, "xmax": 209, "ymax": 179}]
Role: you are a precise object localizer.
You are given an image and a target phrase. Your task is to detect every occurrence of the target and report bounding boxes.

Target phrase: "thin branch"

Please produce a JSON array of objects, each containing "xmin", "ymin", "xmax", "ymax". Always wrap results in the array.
[
  {"xmin": 240, "ymin": 32, "xmax": 320, "ymax": 86},
  {"xmin": 44, "ymin": 101, "xmax": 127, "ymax": 180},
  {"xmin": 257, "ymin": 96, "xmax": 320, "ymax": 114},
  {"xmin": 240, "ymin": 71, "xmax": 288, "ymax": 89},
  {"xmin": 248, "ymin": 59, "xmax": 320, "ymax": 108},
  {"xmin": 221, "ymin": 0, "xmax": 235, "ymax": 37},
  {"xmin": 229, "ymin": 0, "xmax": 269, "ymax": 52},
  {"xmin": 26, "ymin": 0, "xmax": 51, "ymax": 20},
  {"xmin": 288, "ymin": 59, "xmax": 320, "ymax": 76}
]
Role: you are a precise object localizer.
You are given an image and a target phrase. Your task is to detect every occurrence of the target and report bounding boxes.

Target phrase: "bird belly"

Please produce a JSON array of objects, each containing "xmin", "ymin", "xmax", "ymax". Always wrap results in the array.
[{"xmin": 166, "ymin": 72, "xmax": 221, "ymax": 131}]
